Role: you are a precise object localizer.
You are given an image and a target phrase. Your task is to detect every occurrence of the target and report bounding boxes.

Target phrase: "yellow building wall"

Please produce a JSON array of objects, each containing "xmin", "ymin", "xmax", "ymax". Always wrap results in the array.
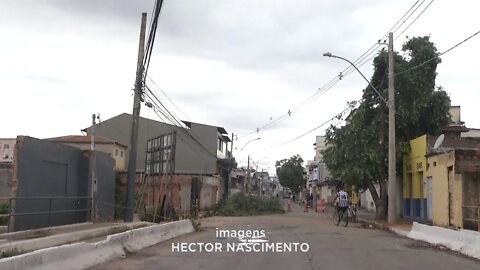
[
  {"xmin": 426, "ymin": 151, "xmax": 464, "ymax": 228},
  {"xmin": 403, "ymin": 135, "xmax": 427, "ymax": 199},
  {"xmin": 427, "ymin": 152, "xmax": 453, "ymax": 226},
  {"xmin": 112, "ymin": 145, "xmax": 126, "ymax": 171}
]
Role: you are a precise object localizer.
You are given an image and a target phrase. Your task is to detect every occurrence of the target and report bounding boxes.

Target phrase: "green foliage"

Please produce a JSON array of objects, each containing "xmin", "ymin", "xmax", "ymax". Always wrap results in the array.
[
  {"xmin": 191, "ymin": 218, "xmax": 201, "ymax": 232},
  {"xmin": 0, "ymin": 202, "xmax": 10, "ymax": 226},
  {"xmin": 141, "ymin": 205, "xmax": 178, "ymax": 223},
  {"xmin": 208, "ymin": 193, "xmax": 284, "ymax": 216},
  {"xmin": 0, "ymin": 248, "xmax": 23, "ymax": 259},
  {"xmin": 114, "ymin": 175, "xmax": 126, "ymax": 220},
  {"xmin": 275, "ymin": 154, "xmax": 304, "ymax": 194},
  {"xmin": 322, "ymin": 36, "xmax": 451, "ymax": 218}
]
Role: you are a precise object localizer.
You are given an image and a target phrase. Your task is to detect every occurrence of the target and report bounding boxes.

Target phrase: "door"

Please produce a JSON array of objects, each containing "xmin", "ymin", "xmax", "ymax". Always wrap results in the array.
[
  {"xmin": 427, "ymin": 177, "xmax": 432, "ymax": 221},
  {"xmin": 409, "ymin": 173, "xmax": 413, "ymax": 218},
  {"xmin": 448, "ymin": 166, "xmax": 454, "ymax": 226},
  {"xmin": 419, "ymin": 172, "xmax": 424, "ymax": 220}
]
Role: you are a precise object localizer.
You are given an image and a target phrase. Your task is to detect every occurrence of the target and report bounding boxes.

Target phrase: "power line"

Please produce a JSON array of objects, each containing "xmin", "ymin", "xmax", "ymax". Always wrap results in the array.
[
  {"xmin": 266, "ymin": 101, "xmax": 358, "ymax": 149},
  {"xmin": 241, "ymin": 0, "xmax": 428, "ymax": 139},
  {"xmin": 395, "ymin": 0, "xmax": 435, "ymax": 41},
  {"xmin": 143, "ymin": 0, "xmax": 165, "ymax": 80},
  {"xmin": 146, "ymin": 75, "xmax": 191, "ymax": 121},
  {"xmin": 394, "ymin": 29, "xmax": 480, "ymax": 77},
  {"xmin": 143, "ymin": 88, "xmax": 220, "ymax": 159}
]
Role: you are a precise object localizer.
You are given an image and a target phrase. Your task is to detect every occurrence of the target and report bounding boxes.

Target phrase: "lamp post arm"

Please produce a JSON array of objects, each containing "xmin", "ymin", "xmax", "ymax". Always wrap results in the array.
[{"xmin": 325, "ymin": 53, "xmax": 388, "ymax": 105}]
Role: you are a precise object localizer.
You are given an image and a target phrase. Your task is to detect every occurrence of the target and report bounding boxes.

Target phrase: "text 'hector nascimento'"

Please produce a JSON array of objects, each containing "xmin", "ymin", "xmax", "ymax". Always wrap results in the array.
[
  {"xmin": 171, "ymin": 242, "xmax": 310, "ymax": 253},
  {"xmin": 171, "ymin": 228, "xmax": 310, "ymax": 253}
]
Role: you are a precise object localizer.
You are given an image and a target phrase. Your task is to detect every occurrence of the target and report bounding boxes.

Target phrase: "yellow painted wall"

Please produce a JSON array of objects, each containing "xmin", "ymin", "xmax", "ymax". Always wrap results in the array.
[
  {"xmin": 427, "ymin": 152, "xmax": 453, "ymax": 226},
  {"xmin": 403, "ymin": 135, "xmax": 427, "ymax": 199},
  {"xmin": 426, "ymin": 151, "xmax": 464, "ymax": 228},
  {"xmin": 112, "ymin": 145, "xmax": 126, "ymax": 171}
]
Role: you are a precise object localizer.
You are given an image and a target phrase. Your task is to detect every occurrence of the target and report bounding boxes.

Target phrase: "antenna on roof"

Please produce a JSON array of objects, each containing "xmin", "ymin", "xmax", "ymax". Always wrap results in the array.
[{"xmin": 433, "ymin": 134, "xmax": 445, "ymax": 150}]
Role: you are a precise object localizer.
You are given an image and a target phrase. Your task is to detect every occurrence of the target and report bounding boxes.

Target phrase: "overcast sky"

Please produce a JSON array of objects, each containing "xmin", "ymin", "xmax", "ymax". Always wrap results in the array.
[{"xmin": 1, "ymin": 0, "xmax": 479, "ymax": 174}]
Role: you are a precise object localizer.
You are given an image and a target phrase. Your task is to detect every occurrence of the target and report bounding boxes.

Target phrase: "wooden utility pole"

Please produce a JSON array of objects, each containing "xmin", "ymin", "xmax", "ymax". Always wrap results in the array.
[
  {"xmin": 125, "ymin": 13, "xmax": 147, "ymax": 222},
  {"xmin": 387, "ymin": 32, "xmax": 397, "ymax": 223}
]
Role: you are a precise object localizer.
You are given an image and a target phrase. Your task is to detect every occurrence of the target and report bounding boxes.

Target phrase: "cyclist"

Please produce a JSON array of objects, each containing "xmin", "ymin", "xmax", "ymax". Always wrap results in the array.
[{"xmin": 333, "ymin": 183, "xmax": 349, "ymax": 217}]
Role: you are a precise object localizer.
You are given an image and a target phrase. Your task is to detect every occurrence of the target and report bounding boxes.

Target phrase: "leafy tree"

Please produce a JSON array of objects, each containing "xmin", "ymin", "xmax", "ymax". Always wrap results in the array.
[
  {"xmin": 322, "ymin": 36, "xmax": 450, "ymax": 219},
  {"xmin": 275, "ymin": 155, "xmax": 304, "ymax": 194}
]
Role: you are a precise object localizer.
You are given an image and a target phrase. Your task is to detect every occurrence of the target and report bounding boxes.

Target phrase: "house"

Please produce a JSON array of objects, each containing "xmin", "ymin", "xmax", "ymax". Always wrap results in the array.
[
  {"xmin": 0, "ymin": 138, "xmax": 16, "ymax": 199},
  {"xmin": 82, "ymin": 113, "xmax": 233, "ymax": 217},
  {"xmin": 48, "ymin": 135, "xmax": 127, "ymax": 170},
  {"xmin": 0, "ymin": 138, "xmax": 16, "ymax": 162},
  {"xmin": 403, "ymin": 135, "xmax": 429, "ymax": 221},
  {"xmin": 403, "ymin": 134, "xmax": 480, "ymax": 225},
  {"xmin": 313, "ymin": 136, "xmax": 337, "ymax": 205},
  {"xmin": 426, "ymin": 143, "xmax": 480, "ymax": 230}
]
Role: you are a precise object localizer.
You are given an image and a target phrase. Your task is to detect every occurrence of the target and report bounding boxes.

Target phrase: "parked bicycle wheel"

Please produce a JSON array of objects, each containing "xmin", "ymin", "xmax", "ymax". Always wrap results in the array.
[
  {"xmin": 333, "ymin": 210, "xmax": 340, "ymax": 226},
  {"xmin": 351, "ymin": 209, "xmax": 357, "ymax": 223},
  {"xmin": 341, "ymin": 211, "xmax": 349, "ymax": 227}
]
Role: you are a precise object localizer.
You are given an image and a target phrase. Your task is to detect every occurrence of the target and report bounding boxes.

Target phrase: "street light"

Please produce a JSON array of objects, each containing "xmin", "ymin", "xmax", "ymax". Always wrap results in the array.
[
  {"xmin": 323, "ymin": 52, "xmax": 387, "ymax": 104},
  {"xmin": 240, "ymin": 137, "xmax": 261, "ymax": 151},
  {"xmin": 323, "ymin": 38, "xmax": 397, "ymax": 224}
]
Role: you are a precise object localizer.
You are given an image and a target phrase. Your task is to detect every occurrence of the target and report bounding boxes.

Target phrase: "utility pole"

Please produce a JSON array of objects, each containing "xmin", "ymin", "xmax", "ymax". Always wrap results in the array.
[
  {"xmin": 226, "ymin": 133, "xmax": 234, "ymax": 199},
  {"xmin": 247, "ymin": 155, "xmax": 250, "ymax": 193},
  {"xmin": 90, "ymin": 114, "xmax": 98, "ymax": 222},
  {"xmin": 387, "ymin": 32, "xmax": 397, "ymax": 223},
  {"xmin": 125, "ymin": 13, "xmax": 147, "ymax": 222}
]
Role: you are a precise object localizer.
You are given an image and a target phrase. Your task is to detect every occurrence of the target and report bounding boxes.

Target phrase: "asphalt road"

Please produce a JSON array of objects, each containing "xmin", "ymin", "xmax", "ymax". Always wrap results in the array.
[{"xmin": 91, "ymin": 202, "xmax": 479, "ymax": 270}]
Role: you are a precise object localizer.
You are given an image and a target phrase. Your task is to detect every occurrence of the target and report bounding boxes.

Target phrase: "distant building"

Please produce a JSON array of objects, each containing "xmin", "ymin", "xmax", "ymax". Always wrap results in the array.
[
  {"xmin": 82, "ymin": 113, "xmax": 233, "ymax": 216},
  {"xmin": 0, "ymin": 138, "xmax": 16, "ymax": 163},
  {"xmin": 82, "ymin": 113, "xmax": 232, "ymax": 175},
  {"xmin": 48, "ymin": 135, "xmax": 127, "ymax": 170}
]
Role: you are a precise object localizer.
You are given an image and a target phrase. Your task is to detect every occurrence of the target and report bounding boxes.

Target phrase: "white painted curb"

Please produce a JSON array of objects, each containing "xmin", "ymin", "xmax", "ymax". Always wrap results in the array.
[
  {"xmin": 407, "ymin": 222, "xmax": 480, "ymax": 260},
  {"xmin": 0, "ymin": 220, "xmax": 195, "ymax": 270}
]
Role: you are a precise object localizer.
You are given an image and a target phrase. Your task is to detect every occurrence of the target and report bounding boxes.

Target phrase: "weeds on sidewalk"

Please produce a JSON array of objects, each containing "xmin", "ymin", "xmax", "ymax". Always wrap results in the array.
[
  {"xmin": 0, "ymin": 248, "xmax": 23, "ymax": 259},
  {"xmin": 205, "ymin": 193, "xmax": 284, "ymax": 217}
]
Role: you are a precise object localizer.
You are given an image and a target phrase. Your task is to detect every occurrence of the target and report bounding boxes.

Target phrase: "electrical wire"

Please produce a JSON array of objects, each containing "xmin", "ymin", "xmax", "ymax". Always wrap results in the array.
[
  {"xmin": 240, "ymin": 0, "xmax": 428, "ymax": 139},
  {"xmin": 394, "ymin": 29, "xmax": 480, "ymax": 77},
  {"xmin": 394, "ymin": 0, "xmax": 435, "ymax": 41},
  {"xmin": 266, "ymin": 101, "xmax": 358, "ymax": 149}
]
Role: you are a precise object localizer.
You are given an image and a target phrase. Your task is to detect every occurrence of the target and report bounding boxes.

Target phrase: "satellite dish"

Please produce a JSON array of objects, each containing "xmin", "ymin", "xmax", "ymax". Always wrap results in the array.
[{"xmin": 433, "ymin": 134, "xmax": 445, "ymax": 150}]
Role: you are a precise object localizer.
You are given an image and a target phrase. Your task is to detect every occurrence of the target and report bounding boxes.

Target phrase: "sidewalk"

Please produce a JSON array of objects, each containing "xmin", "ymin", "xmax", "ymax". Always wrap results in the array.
[
  {"xmin": 0, "ymin": 220, "xmax": 195, "ymax": 270},
  {"xmin": 0, "ymin": 222, "xmax": 151, "ymax": 255},
  {"xmin": 355, "ymin": 208, "xmax": 412, "ymax": 236},
  {"xmin": 354, "ymin": 208, "xmax": 480, "ymax": 260}
]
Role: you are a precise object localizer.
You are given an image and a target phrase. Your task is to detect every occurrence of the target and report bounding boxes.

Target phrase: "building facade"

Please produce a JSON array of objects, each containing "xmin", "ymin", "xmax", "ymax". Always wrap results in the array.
[
  {"xmin": 0, "ymin": 138, "xmax": 16, "ymax": 163},
  {"xmin": 49, "ymin": 135, "xmax": 127, "ymax": 170},
  {"xmin": 403, "ymin": 135, "xmax": 428, "ymax": 221}
]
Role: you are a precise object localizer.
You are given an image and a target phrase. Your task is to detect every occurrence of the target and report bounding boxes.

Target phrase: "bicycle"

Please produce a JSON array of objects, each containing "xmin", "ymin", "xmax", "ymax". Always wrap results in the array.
[
  {"xmin": 333, "ymin": 205, "xmax": 349, "ymax": 227},
  {"xmin": 347, "ymin": 204, "xmax": 357, "ymax": 223}
]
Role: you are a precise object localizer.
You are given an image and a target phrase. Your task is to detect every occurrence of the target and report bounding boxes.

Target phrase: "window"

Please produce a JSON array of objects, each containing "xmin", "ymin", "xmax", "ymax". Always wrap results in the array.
[
  {"xmin": 115, "ymin": 149, "xmax": 118, "ymax": 156},
  {"xmin": 3, "ymin": 144, "xmax": 9, "ymax": 149},
  {"xmin": 218, "ymin": 138, "xmax": 224, "ymax": 152},
  {"xmin": 120, "ymin": 151, "xmax": 123, "ymax": 157}
]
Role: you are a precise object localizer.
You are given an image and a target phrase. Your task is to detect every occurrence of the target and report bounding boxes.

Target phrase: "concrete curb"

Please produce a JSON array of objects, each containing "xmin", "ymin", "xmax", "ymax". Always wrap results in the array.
[
  {"xmin": 0, "ymin": 220, "xmax": 195, "ymax": 270},
  {"xmin": 407, "ymin": 222, "xmax": 480, "ymax": 260},
  {"xmin": 0, "ymin": 222, "xmax": 150, "ymax": 254}
]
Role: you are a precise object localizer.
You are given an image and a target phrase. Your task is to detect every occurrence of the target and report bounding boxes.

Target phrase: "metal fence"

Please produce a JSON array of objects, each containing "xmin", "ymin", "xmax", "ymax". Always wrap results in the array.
[{"xmin": 0, "ymin": 196, "xmax": 92, "ymax": 232}]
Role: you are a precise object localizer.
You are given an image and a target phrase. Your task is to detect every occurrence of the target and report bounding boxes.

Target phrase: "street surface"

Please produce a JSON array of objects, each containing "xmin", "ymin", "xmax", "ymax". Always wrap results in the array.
[{"xmin": 91, "ymin": 201, "xmax": 479, "ymax": 270}]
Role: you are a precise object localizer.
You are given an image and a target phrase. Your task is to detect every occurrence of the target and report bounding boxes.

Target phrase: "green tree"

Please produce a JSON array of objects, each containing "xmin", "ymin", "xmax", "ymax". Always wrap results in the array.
[
  {"xmin": 275, "ymin": 155, "xmax": 304, "ymax": 194},
  {"xmin": 322, "ymin": 36, "xmax": 451, "ymax": 219}
]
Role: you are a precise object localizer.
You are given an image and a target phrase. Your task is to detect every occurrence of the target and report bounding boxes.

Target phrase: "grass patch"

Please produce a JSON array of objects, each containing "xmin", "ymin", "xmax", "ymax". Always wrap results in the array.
[
  {"xmin": 206, "ymin": 193, "xmax": 284, "ymax": 217},
  {"xmin": 0, "ymin": 248, "xmax": 23, "ymax": 259}
]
